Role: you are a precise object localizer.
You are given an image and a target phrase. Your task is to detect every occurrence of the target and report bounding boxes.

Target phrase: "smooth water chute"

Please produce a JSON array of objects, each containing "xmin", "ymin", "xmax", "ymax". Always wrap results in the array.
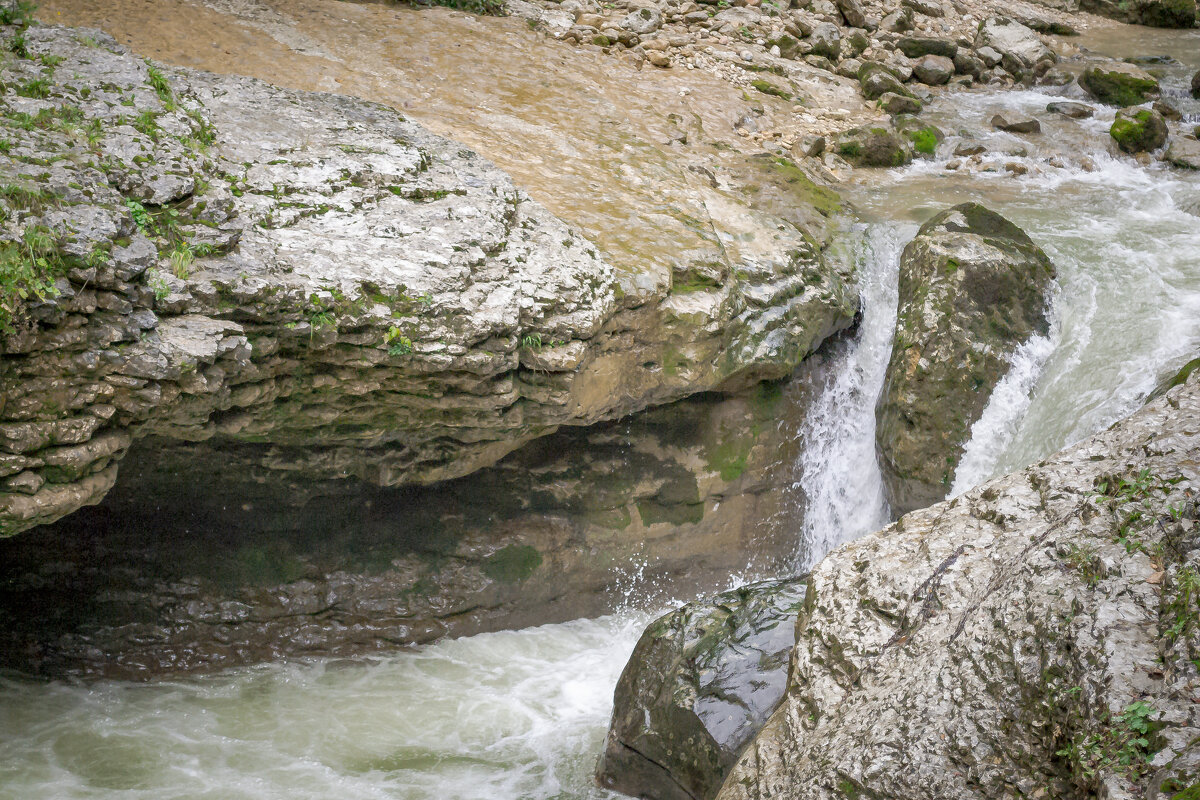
[{"xmin": 796, "ymin": 223, "xmax": 908, "ymax": 570}]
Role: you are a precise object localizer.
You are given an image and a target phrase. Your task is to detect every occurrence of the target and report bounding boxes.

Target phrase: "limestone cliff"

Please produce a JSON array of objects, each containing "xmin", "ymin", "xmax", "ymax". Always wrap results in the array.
[{"xmin": 0, "ymin": 24, "xmax": 856, "ymax": 536}]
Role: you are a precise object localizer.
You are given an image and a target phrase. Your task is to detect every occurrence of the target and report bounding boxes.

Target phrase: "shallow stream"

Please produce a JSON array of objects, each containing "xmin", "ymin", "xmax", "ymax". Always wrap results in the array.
[{"xmin": 4, "ymin": 10, "xmax": 1200, "ymax": 800}]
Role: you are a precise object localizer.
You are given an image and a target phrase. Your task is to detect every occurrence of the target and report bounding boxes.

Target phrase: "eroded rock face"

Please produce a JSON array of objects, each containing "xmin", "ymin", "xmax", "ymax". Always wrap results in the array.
[
  {"xmin": 0, "ymin": 25, "xmax": 856, "ymax": 536},
  {"xmin": 876, "ymin": 203, "xmax": 1055, "ymax": 516},
  {"xmin": 0, "ymin": 383, "xmax": 812, "ymax": 679},
  {"xmin": 716, "ymin": 372, "xmax": 1200, "ymax": 800},
  {"xmin": 598, "ymin": 577, "xmax": 809, "ymax": 800}
]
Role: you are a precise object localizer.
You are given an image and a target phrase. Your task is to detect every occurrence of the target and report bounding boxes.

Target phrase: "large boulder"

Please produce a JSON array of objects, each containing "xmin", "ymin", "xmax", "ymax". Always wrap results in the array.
[
  {"xmin": 912, "ymin": 54, "xmax": 955, "ymax": 85},
  {"xmin": 809, "ymin": 23, "xmax": 842, "ymax": 61},
  {"xmin": 1136, "ymin": 0, "xmax": 1197, "ymax": 26},
  {"xmin": 974, "ymin": 17, "xmax": 1056, "ymax": 80},
  {"xmin": 1110, "ymin": 107, "xmax": 1169, "ymax": 153},
  {"xmin": 714, "ymin": 373, "xmax": 1200, "ymax": 800},
  {"xmin": 598, "ymin": 578, "xmax": 809, "ymax": 800},
  {"xmin": 834, "ymin": 126, "xmax": 914, "ymax": 167},
  {"xmin": 876, "ymin": 203, "xmax": 1056, "ymax": 515},
  {"xmin": 1080, "ymin": 62, "xmax": 1161, "ymax": 106}
]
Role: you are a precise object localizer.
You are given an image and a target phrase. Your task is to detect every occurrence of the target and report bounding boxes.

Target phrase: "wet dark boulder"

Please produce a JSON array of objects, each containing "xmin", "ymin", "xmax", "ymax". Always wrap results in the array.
[
  {"xmin": 1191, "ymin": 67, "xmax": 1200, "ymax": 99},
  {"xmin": 876, "ymin": 203, "xmax": 1056, "ymax": 516},
  {"xmin": 858, "ymin": 61, "xmax": 910, "ymax": 100},
  {"xmin": 598, "ymin": 577, "xmax": 808, "ymax": 800}
]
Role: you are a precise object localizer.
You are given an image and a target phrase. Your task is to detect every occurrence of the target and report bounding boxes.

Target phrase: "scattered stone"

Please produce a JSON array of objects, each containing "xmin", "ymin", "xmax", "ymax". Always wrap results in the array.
[
  {"xmin": 896, "ymin": 36, "xmax": 957, "ymax": 58},
  {"xmin": 598, "ymin": 577, "xmax": 809, "ymax": 800},
  {"xmin": 976, "ymin": 45, "xmax": 1002, "ymax": 67},
  {"xmin": 974, "ymin": 17, "xmax": 1055, "ymax": 79},
  {"xmin": 953, "ymin": 141, "xmax": 987, "ymax": 156},
  {"xmin": 809, "ymin": 22, "xmax": 842, "ymax": 60},
  {"xmin": 858, "ymin": 61, "xmax": 909, "ymax": 99},
  {"xmin": 1109, "ymin": 107, "xmax": 1168, "ymax": 153},
  {"xmin": 912, "ymin": 54, "xmax": 954, "ymax": 85},
  {"xmin": 646, "ymin": 49, "xmax": 672, "ymax": 67},
  {"xmin": 621, "ymin": 5, "xmax": 663, "ymax": 34},
  {"xmin": 953, "ymin": 51, "xmax": 984, "ymax": 78},
  {"xmin": 1004, "ymin": 161, "xmax": 1028, "ymax": 174},
  {"xmin": 990, "ymin": 112, "xmax": 1041, "ymax": 133},
  {"xmin": 834, "ymin": 126, "xmax": 914, "ymax": 167},
  {"xmin": 880, "ymin": 5, "xmax": 914, "ymax": 31},
  {"xmin": 876, "ymin": 203, "xmax": 1055, "ymax": 515},
  {"xmin": 794, "ymin": 134, "xmax": 826, "ymax": 157},
  {"xmin": 1080, "ymin": 62, "xmax": 1160, "ymax": 106},
  {"xmin": 835, "ymin": 0, "xmax": 869, "ymax": 29},
  {"xmin": 1165, "ymin": 136, "xmax": 1200, "ymax": 169},
  {"xmin": 1046, "ymin": 100, "xmax": 1094, "ymax": 118},
  {"xmin": 880, "ymin": 91, "xmax": 922, "ymax": 114},
  {"xmin": 902, "ymin": 0, "xmax": 944, "ymax": 16}
]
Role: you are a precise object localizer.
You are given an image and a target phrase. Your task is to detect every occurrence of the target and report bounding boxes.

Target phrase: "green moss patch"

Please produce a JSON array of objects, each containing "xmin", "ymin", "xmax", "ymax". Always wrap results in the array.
[
  {"xmin": 751, "ymin": 79, "xmax": 792, "ymax": 100},
  {"xmin": 483, "ymin": 544, "xmax": 542, "ymax": 583}
]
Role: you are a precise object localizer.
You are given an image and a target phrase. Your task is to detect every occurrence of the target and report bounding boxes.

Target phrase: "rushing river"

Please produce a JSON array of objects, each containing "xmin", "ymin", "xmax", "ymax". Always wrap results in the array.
[{"xmin": 5, "ymin": 12, "xmax": 1200, "ymax": 800}]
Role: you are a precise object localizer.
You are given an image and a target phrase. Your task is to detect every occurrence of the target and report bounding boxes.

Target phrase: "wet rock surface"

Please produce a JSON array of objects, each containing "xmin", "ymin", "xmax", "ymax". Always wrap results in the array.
[
  {"xmin": 0, "ymin": 25, "xmax": 857, "ymax": 536},
  {"xmin": 598, "ymin": 577, "xmax": 809, "ymax": 800},
  {"xmin": 715, "ymin": 372, "xmax": 1200, "ymax": 800},
  {"xmin": 1081, "ymin": 61, "xmax": 1161, "ymax": 106},
  {"xmin": 876, "ymin": 203, "xmax": 1055, "ymax": 516}
]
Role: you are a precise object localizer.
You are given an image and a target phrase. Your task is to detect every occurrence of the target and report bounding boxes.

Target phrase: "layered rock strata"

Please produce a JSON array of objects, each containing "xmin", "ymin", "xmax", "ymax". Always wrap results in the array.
[{"xmin": 0, "ymin": 25, "xmax": 856, "ymax": 536}]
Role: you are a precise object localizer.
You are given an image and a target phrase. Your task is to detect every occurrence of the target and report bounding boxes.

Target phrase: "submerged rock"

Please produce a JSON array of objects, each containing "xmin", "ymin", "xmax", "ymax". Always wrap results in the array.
[
  {"xmin": 1046, "ymin": 100, "xmax": 1095, "ymax": 118},
  {"xmin": 598, "ymin": 577, "xmax": 809, "ymax": 800},
  {"xmin": 1110, "ymin": 107, "xmax": 1169, "ymax": 153},
  {"xmin": 1080, "ymin": 61, "xmax": 1161, "ymax": 106},
  {"xmin": 990, "ymin": 112, "xmax": 1042, "ymax": 133},
  {"xmin": 876, "ymin": 203, "xmax": 1056, "ymax": 516},
  {"xmin": 715, "ymin": 372, "xmax": 1200, "ymax": 800}
]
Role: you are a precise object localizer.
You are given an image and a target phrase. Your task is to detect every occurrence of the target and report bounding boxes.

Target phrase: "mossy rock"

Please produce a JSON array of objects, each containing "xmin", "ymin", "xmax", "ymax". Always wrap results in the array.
[
  {"xmin": 1135, "ymin": 0, "xmax": 1197, "ymax": 27},
  {"xmin": 835, "ymin": 126, "xmax": 913, "ymax": 168},
  {"xmin": 482, "ymin": 544, "xmax": 542, "ymax": 583},
  {"xmin": 1080, "ymin": 63, "xmax": 1160, "ymax": 107},
  {"xmin": 1110, "ymin": 108, "xmax": 1168, "ymax": 154}
]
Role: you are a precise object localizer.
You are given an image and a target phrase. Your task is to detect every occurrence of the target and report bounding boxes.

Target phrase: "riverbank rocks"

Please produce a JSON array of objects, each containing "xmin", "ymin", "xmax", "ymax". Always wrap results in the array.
[
  {"xmin": 1166, "ymin": 136, "xmax": 1200, "ymax": 169},
  {"xmin": 876, "ymin": 203, "xmax": 1055, "ymax": 516},
  {"xmin": 1110, "ymin": 107, "xmax": 1169, "ymax": 153},
  {"xmin": 834, "ymin": 126, "xmax": 913, "ymax": 167},
  {"xmin": 1081, "ymin": 62, "xmax": 1161, "ymax": 107},
  {"xmin": 0, "ymin": 25, "xmax": 857, "ymax": 537},
  {"xmin": 1192, "ymin": 68, "xmax": 1200, "ymax": 99},
  {"xmin": 1136, "ymin": 0, "xmax": 1197, "ymax": 27},
  {"xmin": 710, "ymin": 372, "xmax": 1200, "ymax": 800},
  {"xmin": 896, "ymin": 36, "xmax": 957, "ymax": 59},
  {"xmin": 598, "ymin": 577, "xmax": 809, "ymax": 800},
  {"xmin": 974, "ymin": 17, "xmax": 1055, "ymax": 80}
]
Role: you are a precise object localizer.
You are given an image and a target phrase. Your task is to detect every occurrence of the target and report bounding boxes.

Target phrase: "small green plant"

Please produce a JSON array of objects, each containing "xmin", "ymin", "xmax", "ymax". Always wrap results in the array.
[
  {"xmin": 1063, "ymin": 542, "xmax": 1102, "ymax": 587},
  {"xmin": 168, "ymin": 240, "xmax": 193, "ymax": 278},
  {"xmin": 16, "ymin": 77, "xmax": 50, "ymax": 98},
  {"xmin": 7, "ymin": 30, "xmax": 26, "ymax": 58},
  {"xmin": 1057, "ymin": 701, "xmax": 1158, "ymax": 786},
  {"xmin": 0, "ymin": 225, "xmax": 70, "ymax": 333},
  {"xmin": 309, "ymin": 310, "xmax": 336, "ymax": 334},
  {"xmin": 38, "ymin": 53, "xmax": 63, "ymax": 68},
  {"xmin": 385, "ymin": 325, "xmax": 412, "ymax": 355},
  {"xmin": 1164, "ymin": 565, "xmax": 1200, "ymax": 644},
  {"xmin": 410, "ymin": 0, "xmax": 506, "ymax": 14},
  {"xmin": 521, "ymin": 332, "xmax": 542, "ymax": 350},
  {"xmin": 145, "ymin": 62, "xmax": 176, "ymax": 110},
  {"xmin": 131, "ymin": 110, "xmax": 160, "ymax": 141},
  {"xmin": 0, "ymin": 182, "xmax": 53, "ymax": 213},
  {"xmin": 146, "ymin": 268, "xmax": 170, "ymax": 302},
  {"xmin": 0, "ymin": 1, "xmax": 36, "ymax": 26}
]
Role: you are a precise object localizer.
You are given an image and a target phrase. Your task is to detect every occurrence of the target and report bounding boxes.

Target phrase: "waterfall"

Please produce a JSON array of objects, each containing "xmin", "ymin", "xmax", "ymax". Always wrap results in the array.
[{"xmin": 796, "ymin": 223, "xmax": 909, "ymax": 569}]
